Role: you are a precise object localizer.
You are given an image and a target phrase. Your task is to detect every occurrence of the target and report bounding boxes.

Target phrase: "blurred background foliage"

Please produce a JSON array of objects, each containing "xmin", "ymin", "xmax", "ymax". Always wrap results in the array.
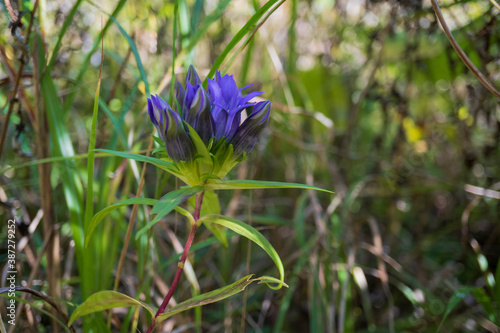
[{"xmin": 0, "ymin": 0, "xmax": 499, "ymax": 332}]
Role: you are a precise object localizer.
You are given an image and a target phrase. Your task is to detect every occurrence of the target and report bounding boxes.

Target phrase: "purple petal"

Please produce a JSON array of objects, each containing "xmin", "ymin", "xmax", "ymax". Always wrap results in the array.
[
  {"xmin": 147, "ymin": 98, "xmax": 157, "ymax": 125},
  {"xmin": 239, "ymin": 90, "xmax": 263, "ymax": 106},
  {"xmin": 175, "ymin": 81, "xmax": 185, "ymax": 111},
  {"xmin": 186, "ymin": 65, "xmax": 201, "ymax": 85},
  {"xmin": 230, "ymin": 101, "xmax": 271, "ymax": 157}
]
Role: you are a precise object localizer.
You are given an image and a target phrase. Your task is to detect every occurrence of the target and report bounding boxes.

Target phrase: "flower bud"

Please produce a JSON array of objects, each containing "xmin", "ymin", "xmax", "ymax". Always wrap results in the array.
[
  {"xmin": 191, "ymin": 87, "xmax": 215, "ymax": 143},
  {"xmin": 230, "ymin": 101, "xmax": 271, "ymax": 158},
  {"xmin": 164, "ymin": 107, "xmax": 196, "ymax": 162},
  {"xmin": 183, "ymin": 85, "xmax": 204, "ymax": 124},
  {"xmin": 175, "ymin": 80, "xmax": 185, "ymax": 112},
  {"xmin": 147, "ymin": 94, "xmax": 169, "ymax": 142},
  {"xmin": 186, "ymin": 65, "xmax": 201, "ymax": 86}
]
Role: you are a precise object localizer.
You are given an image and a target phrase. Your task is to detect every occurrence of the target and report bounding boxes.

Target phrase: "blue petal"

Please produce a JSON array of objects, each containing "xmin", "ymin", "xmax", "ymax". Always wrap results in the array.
[
  {"xmin": 239, "ymin": 90, "xmax": 263, "ymax": 106},
  {"xmin": 175, "ymin": 81, "xmax": 185, "ymax": 112},
  {"xmin": 223, "ymin": 110, "xmax": 243, "ymax": 140},
  {"xmin": 207, "ymin": 78, "xmax": 223, "ymax": 102},
  {"xmin": 230, "ymin": 101, "xmax": 271, "ymax": 157},
  {"xmin": 164, "ymin": 108, "xmax": 196, "ymax": 162},
  {"xmin": 195, "ymin": 101, "xmax": 215, "ymax": 144},
  {"xmin": 147, "ymin": 98, "xmax": 157, "ymax": 125}
]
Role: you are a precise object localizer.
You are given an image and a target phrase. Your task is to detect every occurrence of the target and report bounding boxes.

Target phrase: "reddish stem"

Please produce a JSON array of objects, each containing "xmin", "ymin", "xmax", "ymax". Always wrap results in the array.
[{"xmin": 146, "ymin": 191, "xmax": 205, "ymax": 333}]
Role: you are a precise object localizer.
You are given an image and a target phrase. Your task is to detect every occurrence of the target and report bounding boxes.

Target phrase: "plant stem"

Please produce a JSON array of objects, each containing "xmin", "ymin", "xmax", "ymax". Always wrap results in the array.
[{"xmin": 146, "ymin": 191, "xmax": 205, "ymax": 333}]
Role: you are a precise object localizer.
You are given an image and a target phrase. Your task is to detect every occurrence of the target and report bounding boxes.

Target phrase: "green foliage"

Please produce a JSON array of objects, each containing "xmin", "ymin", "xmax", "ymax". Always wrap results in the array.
[
  {"xmin": 69, "ymin": 274, "xmax": 287, "ymax": 328},
  {"xmin": 2, "ymin": 0, "xmax": 500, "ymax": 331},
  {"xmin": 198, "ymin": 214, "xmax": 286, "ymax": 290},
  {"xmin": 207, "ymin": 179, "xmax": 334, "ymax": 192},
  {"xmin": 135, "ymin": 185, "xmax": 204, "ymax": 239},
  {"xmin": 85, "ymin": 198, "xmax": 157, "ymax": 247},
  {"xmin": 68, "ymin": 290, "xmax": 155, "ymax": 326}
]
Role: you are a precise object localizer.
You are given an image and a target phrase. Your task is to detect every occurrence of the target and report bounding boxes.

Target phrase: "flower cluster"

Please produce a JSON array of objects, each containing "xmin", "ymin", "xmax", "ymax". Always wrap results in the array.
[{"xmin": 147, "ymin": 66, "xmax": 270, "ymax": 184}]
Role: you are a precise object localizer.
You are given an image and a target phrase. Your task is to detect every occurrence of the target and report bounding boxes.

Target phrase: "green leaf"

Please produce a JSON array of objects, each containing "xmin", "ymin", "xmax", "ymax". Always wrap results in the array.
[
  {"xmin": 203, "ymin": 222, "xmax": 228, "ymax": 247},
  {"xmin": 254, "ymin": 275, "xmax": 289, "ymax": 288},
  {"xmin": 438, "ymin": 286, "xmax": 478, "ymax": 332},
  {"xmin": 152, "ymin": 135, "xmax": 165, "ymax": 147},
  {"xmin": 155, "ymin": 275, "xmax": 255, "ymax": 324},
  {"xmin": 85, "ymin": 198, "xmax": 157, "ymax": 247},
  {"xmin": 135, "ymin": 186, "xmax": 205, "ymax": 240},
  {"xmin": 198, "ymin": 214, "xmax": 285, "ymax": 289},
  {"xmin": 185, "ymin": 123, "xmax": 213, "ymax": 175},
  {"xmin": 68, "ymin": 291, "xmax": 155, "ymax": 326},
  {"xmin": 83, "ymin": 38, "xmax": 103, "ymax": 237},
  {"xmin": 189, "ymin": 191, "xmax": 227, "ymax": 246},
  {"xmin": 471, "ymin": 288, "xmax": 496, "ymax": 322},
  {"xmin": 207, "ymin": 179, "xmax": 333, "ymax": 193},
  {"xmin": 95, "ymin": 149, "xmax": 185, "ymax": 180},
  {"xmin": 173, "ymin": 206, "xmax": 195, "ymax": 225}
]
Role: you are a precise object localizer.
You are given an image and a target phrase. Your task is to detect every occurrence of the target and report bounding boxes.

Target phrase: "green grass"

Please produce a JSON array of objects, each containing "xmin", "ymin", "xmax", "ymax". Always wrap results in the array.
[{"xmin": 1, "ymin": 0, "xmax": 499, "ymax": 332}]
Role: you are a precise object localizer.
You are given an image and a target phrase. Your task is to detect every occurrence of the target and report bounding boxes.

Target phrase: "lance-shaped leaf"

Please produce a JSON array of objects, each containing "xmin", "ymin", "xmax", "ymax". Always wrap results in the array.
[
  {"xmin": 68, "ymin": 291, "xmax": 155, "ymax": 327},
  {"xmin": 135, "ymin": 186, "xmax": 205, "ymax": 240},
  {"xmin": 95, "ymin": 149, "xmax": 186, "ymax": 181},
  {"xmin": 438, "ymin": 286, "xmax": 481, "ymax": 332},
  {"xmin": 155, "ymin": 275, "xmax": 254, "ymax": 325},
  {"xmin": 189, "ymin": 190, "xmax": 227, "ymax": 246},
  {"xmin": 85, "ymin": 198, "xmax": 157, "ymax": 247},
  {"xmin": 206, "ymin": 179, "xmax": 333, "ymax": 193},
  {"xmin": 198, "ymin": 214, "xmax": 285, "ymax": 290}
]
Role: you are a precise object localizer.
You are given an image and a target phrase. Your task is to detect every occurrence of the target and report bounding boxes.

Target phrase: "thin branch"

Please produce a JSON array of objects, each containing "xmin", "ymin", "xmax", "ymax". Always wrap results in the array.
[
  {"xmin": 430, "ymin": 0, "xmax": 500, "ymax": 99},
  {"xmin": 489, "ymin": 0, "xmax": 500, "ymax": 11},
  {"xmin": 3, "ymin": 0, "xmax": 18, "ymax": 21}
]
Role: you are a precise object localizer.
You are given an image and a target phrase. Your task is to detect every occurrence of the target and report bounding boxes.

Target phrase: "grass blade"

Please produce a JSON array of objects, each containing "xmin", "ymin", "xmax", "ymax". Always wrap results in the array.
[
  {"xmin": 155, "ymin": 275, "xmax": 255, "ymax": 324},
  {"xmin": 84, "ymin": 32, "xmax": 104, "ymax": 236},
  {"xmin": 205, "ymin": 0, "xmax": 280, "ymax": 81}
]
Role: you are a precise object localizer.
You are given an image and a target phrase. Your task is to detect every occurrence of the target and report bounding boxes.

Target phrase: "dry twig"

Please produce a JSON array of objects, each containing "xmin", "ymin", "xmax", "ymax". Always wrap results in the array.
[{"xmin": 430, "ymin": 0, "xmax": 500, "ymax": 99}]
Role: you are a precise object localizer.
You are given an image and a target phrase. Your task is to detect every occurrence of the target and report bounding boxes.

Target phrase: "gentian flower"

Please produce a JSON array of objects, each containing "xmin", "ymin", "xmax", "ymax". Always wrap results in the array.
[
  {"xmin": 207, "ymin": 71, "xmax": 263, "ymax": 140},
  {"xmin": 147, "ymin": 66, "xmax": 270, "ymax": 184},
  {"xmin": 230, "ymin": 101, "xmax": 271, "ymax": 158},
  {"xmin": 148, "ymin": 94, "xmax": 196, "ymax": 162}
]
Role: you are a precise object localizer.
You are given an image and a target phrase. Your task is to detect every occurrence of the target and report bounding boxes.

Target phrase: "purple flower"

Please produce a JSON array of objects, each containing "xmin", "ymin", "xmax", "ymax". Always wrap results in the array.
[
  {"xmin": 230, "ymin": 101, "xmax": 271, "ymax": 158},
  {"xmin": 207, "ymin": 71, "xmax": 263, "ymax": 140},
  {"xmin": 164, "ymin": 105, "xmax": 196, "ymax": 162},
  {"xmin": 147, "ymin": 94, "xmax": 168, "ymax": 142},
  {"xmin": 148, "ymin": 66, "xmax": 270, "ymax": 164},
  {"xmin": 147, "ymin": 94, "xmax": 195, "ymax": 162}
]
